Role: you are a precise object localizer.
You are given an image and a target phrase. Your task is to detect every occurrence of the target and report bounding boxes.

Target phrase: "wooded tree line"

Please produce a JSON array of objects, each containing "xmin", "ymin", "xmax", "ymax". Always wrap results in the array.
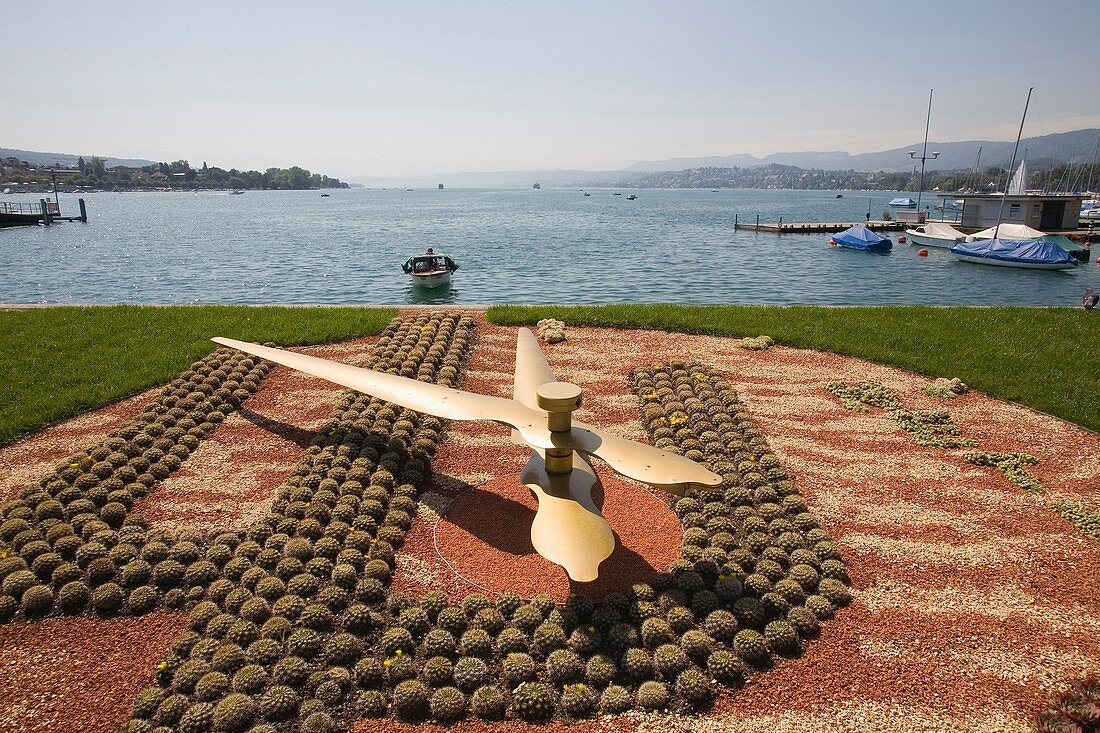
[{"xmin": 1, "ymin": 156, "xmax": 349, "ymax": 190}]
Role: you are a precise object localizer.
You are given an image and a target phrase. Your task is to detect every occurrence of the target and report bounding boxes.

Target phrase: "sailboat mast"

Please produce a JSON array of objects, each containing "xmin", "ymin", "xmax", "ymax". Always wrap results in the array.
[
  {"xmin": 971, "ymin": 145, "xmax": 982, "ymax": 192},
  {"xmin": 993, "ymin": 86, "xmax": 1033, "ymax": 240},
  {"xmin": 917, "ymin": 88, "xmax": 933, "ymax": 211},
  {"xmin": 1087, "ymin": 130, "xmax": 1100, "ymax": 195}
]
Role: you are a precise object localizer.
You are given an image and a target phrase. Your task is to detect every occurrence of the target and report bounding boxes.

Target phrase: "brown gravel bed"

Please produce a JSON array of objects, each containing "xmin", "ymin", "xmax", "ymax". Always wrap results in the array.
[
  {"xmin": 0, "ymin": 612, "xmax": 188, "ymax": 733},
  {"xmin": 0, "ymin": 386, "xmax": 161, "ymax": 503},
  {"xmin": 3, "ymin": 315, "xmax": 1100, "ymax": 732}
]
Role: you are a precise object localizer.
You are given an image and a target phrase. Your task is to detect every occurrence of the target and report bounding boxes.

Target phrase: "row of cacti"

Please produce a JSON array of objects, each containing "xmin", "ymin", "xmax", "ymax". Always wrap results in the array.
[
  {"xmin": 251, "ymin": 358, "xmax": 849, "ymax": 726},
  {"xmin": 826, "ymin": 380, "xmax": 975, "ymax": 448},
  {"xmin": 115, "ymin": 312, "xmax": 479, "ymax": 733},
  {"xmin": 0, "ymin": 349, "xmax": 272, "ymax": 623}
]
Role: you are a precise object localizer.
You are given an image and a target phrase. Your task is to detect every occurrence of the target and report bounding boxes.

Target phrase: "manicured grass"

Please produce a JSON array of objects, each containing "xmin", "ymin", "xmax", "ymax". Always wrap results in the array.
[
  {"xmin": 0, "ymin": 306, "xmax": 397, "ymax": 445},
  {"xmin": 488, "ymin": 305, "xmax": 1100, "ymax": 433}
]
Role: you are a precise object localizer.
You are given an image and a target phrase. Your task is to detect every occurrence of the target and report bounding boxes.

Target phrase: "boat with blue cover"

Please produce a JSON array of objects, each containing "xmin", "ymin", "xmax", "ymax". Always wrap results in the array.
[
  {"xmin": 888, "ymin": 197, "xmax": 917, "ymax": 208},
  {"xmin": 950, "ymin": 238, "xmax": 1078, "ymax": 270},
  {"xmin": 830, "ymin": 225, "xmax": 893, "ymax": 254}
]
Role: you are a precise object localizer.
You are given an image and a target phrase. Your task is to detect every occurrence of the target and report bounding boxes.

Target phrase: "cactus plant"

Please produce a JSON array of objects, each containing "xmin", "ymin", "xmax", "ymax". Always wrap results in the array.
[{"xmin": 511, "ymin": 682, "xmax": 556, "ymax": 722}]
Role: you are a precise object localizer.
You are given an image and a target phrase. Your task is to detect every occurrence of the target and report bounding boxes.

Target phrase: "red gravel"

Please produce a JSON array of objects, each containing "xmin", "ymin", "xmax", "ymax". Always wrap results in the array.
[
  {"xmin": 4, "ymin": 313, "xmax": 1100, "ymax": 733},
  {"xmin": 0, "ymin": 612, "xmax": 188, "ymax": 733}
]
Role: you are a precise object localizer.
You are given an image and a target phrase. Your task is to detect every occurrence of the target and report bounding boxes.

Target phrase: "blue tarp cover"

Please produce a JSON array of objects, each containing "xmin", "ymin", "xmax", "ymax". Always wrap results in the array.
[
  {"xmin": 950, "ymin": 238, "xmax": 1077, "ymax": 266},
  {"xmin": 888, "ymin": 197, "xmax": 916, "ymax": 206},
  {"xmin": 833, "ymin": 225, "xmax": 891, "ymax": 251}
]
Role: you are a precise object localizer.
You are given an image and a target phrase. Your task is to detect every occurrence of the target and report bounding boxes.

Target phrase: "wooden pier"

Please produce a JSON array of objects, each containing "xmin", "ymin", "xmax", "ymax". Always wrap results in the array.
[
  {"xmin": 734, "ymin": 216, "xmax": 908, "ymax": 234},
  {"xmin": 0, "ymin": 198, "xmax": 87, "ymax": 228}
]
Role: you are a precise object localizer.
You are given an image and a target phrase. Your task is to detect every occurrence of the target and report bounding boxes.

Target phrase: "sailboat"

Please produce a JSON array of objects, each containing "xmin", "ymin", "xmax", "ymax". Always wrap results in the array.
[{"xmin": 951, "ymin": 88, "xmax": 1078, "ymax": 272}]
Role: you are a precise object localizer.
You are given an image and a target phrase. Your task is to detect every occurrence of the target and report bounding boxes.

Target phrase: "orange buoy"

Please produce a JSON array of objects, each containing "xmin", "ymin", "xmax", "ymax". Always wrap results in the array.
[
  {"xmin": 828, "ymin": 240, "xmax": 837, "ymax": 247},
  {"xmin": 918, "ymin": 248, "xmax": 929, "ymax": 257},
  {"xmin": 898, "ymin": 236, "xmax": 907, "ymax": 244}
]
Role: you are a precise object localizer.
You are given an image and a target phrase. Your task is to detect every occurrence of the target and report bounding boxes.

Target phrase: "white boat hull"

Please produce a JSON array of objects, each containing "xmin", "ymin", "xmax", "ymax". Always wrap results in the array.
[
  {"xmin": 905, "ymin": 231, "xmax": 958, "ymax": 248},
  {"xmin": 953, "ymin": 253, "xmax": 1078, "ymax": 270},
  {"xmin": 410, "ymin": 271, "xmax": 452, "ymax": 288}
]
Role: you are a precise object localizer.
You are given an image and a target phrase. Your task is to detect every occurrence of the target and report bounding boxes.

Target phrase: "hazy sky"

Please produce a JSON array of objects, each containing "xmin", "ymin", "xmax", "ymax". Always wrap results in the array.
[{"xmin": 8, "ymin": 0, "xmax": 1098, "ymax": 180}]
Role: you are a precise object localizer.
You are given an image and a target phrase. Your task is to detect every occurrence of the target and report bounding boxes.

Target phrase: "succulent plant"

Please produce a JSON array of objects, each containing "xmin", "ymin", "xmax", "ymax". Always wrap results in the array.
[
  {"xmin": 764, "ymin": 620, "xmax": 800, "ymax": 654},
  {"xmin": 706, "ymin": 649, "xmax": 747, "ymax": 684},
  {"xmin": 429, "ymin": 686, "xmax": 467, "ymax": 723},
  {"xmin": 635, "ymin": 680, "xmax": 671, "ymax": 711},
  {"xmin": 458, "ymin": 627, "xmax": 493, "ymax": 658},
  {"xmin": 392, "ymin": 679, "xmax": 430, "ymax": 721},
  {"xmin": 511, "ymin": 681, "xmax": 556, "ymax": 722},
  {"xmin": 353, "ymin": 657, "xmax": 385, "ymax": 690},
  {"xmin": 640, "ymin": 616, "xmax": 675, "ymax": 649},
  {"xmin": 653, "ymin": 643, "xmax": 690, "ymax": 680},
  {"xmin": 20, "ymin": 584, "xmax": 54, "ymax": 616},
  {"xmin": 733, "ymin": 629, "xmax": 770, "ymax": 664},
  {"xmin": 805, "ymin": 594, "xmax": 836, "ymax": 619},
  {"xmin": 469, "ymin": 684, "xmax": 507, "ymax": 721},
  {"xmin": 176, "ymin": 701, "xmax": 215, "ymax": 733},
  {"xmin": 453, "ymin": 656, "xmax": 491, "ymax": 692},
  {"xmin": 620, "ymin": 647, "xmax": 654, "ymax": 681}
]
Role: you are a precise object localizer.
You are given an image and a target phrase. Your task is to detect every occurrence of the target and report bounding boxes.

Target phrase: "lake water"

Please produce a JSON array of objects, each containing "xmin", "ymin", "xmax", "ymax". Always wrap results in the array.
[{"xmin": 2, "ymin": 188, "xmax": 1096, "ymax": 306}]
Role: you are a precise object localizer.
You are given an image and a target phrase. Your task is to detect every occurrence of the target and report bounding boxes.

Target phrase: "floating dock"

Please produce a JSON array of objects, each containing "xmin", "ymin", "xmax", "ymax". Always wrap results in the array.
[
  {"xmin": 734, "ymin": 216, "xmax": 908, "ymax": 234},
  {"xmin": 0, "ymin": 198, "xmax": 88, "ymax": 227}
]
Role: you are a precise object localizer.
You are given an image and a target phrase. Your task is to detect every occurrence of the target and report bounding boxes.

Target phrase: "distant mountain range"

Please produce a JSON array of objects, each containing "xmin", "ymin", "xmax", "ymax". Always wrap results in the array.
[
  {"xmin": 7, "ymin": 128, "xmax": 1099, "ymax": 188},
  {"xmin": 623, "ymin": 128, "xmax": 1100, "ymax": 175},
  {"xmin": 356, "ymin": 128, "xmax": 1100, "ymax": 188},
  {"xmin": 0, "ymin": 147, "xmax": 155, "ymax": 169}
]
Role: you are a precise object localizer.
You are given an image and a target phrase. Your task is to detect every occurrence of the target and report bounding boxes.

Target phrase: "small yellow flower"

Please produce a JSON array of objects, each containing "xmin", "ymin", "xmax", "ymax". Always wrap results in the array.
[
  {"xmin": 384, "ymin": 658, "xmax": 393, "ymax": 667},
  {"xmin": 157, "ymin": 661, "xmax": 168, "ymax": 671},
  {"xmin": 69, "ymin": 462, "xmax": 78, "ymax": 468},
  {"xmin": 693, "ymin": 373, "xmax": 706, "ymax": 380},
  {"xmin": 670, "ymin": 415, "xmax": 687, "ymax": 426},
  {"xmin": 420, "ymin": 326, "xmax": 432, "ymax": 332},
  {"xmin": 395, "ymin": 649, "xmax": 403, "ymax": 657},
  {"xmin": 641, "ymin": 392, "xmax": 658, "ymax": 401}
]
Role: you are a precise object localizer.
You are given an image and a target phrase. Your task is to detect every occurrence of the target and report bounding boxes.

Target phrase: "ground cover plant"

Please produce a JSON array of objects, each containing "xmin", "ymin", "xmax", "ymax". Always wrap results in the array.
[
  {"xmin": 824, "ymin": 379, "xmax": 1100, "ymax": 549},
  {"xmin": 0, "ymin": 305, "xmax": 397, "ymax": 446},
  {"xmin": 487, "ymin": 305, "xmax": 1100, "ymax": 433}
]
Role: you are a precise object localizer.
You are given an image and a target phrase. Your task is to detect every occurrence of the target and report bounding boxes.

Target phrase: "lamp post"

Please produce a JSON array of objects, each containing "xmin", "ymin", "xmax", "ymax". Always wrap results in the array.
[{"xmin": 909, "ymin": 88, "xmax": 940, "ymax": 213}]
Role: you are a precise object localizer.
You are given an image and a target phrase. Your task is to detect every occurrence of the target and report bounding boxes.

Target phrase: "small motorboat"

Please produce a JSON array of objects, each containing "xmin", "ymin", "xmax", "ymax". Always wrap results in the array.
[
  {"xmin": 905, "ymin": 222, "xmax": 967, "ymax": 248},
  {"xmin": 830, "ymin": 225, "xmax": 892, "ymax": 254},
  {"xmin": 613, "ymin": 192, "xmax": 622, "ymax": 196},
  {"xmin": 320, "ymin": 192, "xmax": 330, "ymax": 197},
  {"xmin": 626, "ymin": 194, "xmax": 637, "ymax": 200},
  {"xmin": 229, "ymin": 190, "xmax": 245, "ymax": 195},
  {"xmin": 835, "ymin": 193, "xmax": 844, "ymax": 198},
  {"xmin": 403, "ymin": 248, "xmax": 459, "ymax": 288},
  {"xmin": 582, "ymin": 192, "xmax": 591, "ymax": 197}
]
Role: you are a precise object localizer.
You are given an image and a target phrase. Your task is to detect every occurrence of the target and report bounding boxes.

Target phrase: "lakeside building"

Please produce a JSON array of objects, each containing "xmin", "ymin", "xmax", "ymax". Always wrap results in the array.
[{"xmin": 942, "ymin": 193, "xmax": 1083, "ymax": 231}]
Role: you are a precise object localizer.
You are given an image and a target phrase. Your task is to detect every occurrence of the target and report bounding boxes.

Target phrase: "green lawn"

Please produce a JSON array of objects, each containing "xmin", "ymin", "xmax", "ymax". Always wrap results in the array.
[
  {"xmin": 488, "ymin": 305, "xmax": 1100, "ymax": 433},
  {"xmin": 3, "ymin": 305, "xmax": 1096, "ymax": 446},
  {"xmin": 0, "ymin": 306, "xmax": 397, "ymax": 445}
]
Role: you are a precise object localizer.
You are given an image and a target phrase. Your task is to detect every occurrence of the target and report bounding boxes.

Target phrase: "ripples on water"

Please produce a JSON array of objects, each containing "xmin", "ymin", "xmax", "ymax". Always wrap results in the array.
[{"xmin": 2, "ymin": 188, "xmax": 1096, "ymax": 305}]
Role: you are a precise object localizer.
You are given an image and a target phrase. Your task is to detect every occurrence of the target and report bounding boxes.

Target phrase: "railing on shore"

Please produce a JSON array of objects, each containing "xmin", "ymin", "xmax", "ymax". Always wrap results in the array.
[
  {"xmin": 0, "ymin": 201, "xmax": 43, "ymax": 215},
  {"xmin": 733, "ymin": 213, "xmax": 908, "ymax": 233}
]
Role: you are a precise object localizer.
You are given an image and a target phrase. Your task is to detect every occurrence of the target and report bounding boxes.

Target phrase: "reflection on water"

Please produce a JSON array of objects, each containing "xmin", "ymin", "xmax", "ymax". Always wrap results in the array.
[{"xmin": 405, "ymin": 282, "xmax": 460, "ymax": 305}]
